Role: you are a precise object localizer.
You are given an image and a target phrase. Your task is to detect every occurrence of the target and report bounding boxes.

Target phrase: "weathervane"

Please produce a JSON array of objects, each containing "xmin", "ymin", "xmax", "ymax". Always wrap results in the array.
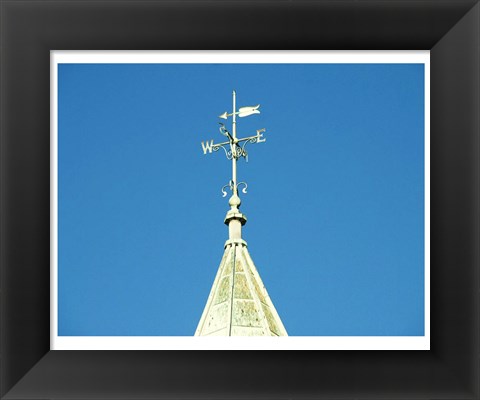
[{"xmin": 201, "ymin": 90, "xmax": 266, "ymax": 200}]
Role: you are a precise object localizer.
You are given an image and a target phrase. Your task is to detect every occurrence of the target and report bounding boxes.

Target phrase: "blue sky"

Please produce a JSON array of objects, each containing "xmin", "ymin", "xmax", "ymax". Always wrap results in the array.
[{"xmin": 58, "ymin": 62, "xmax": 425, "ymax": 336}]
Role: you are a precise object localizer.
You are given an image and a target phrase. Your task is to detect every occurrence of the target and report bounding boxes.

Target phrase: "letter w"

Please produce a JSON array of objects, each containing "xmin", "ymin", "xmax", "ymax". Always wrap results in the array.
[{"xmin": 201, "ymin": 140, "xmax": 214, "ymax": 154}]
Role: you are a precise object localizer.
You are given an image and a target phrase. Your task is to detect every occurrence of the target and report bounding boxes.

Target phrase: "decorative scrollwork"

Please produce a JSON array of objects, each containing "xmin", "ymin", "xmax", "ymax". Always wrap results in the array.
[
  {"xmin": 237, "ymin": 182, "xmax": 248, "ymax": 194},
  {"xmin": 204, "ymin": 121, "xmax": 266, "ymax": 197},
  {"xmin": 210, "ymin": 130, "xmax": 265, "ymax": 162},
  {"xmin": 239, "ymin": 137, "xmax": 259, "ymax": 162},
  {"xmin": 232, "ymin": 144, "xmax": 245, "ymax": 160},
  {"xmin": 212, "ymin": 143, "xmax": 231, "ymax": 159},
  {"xmin": 221, "ymin": 180, "xmax": 248, "ymax": 197}
]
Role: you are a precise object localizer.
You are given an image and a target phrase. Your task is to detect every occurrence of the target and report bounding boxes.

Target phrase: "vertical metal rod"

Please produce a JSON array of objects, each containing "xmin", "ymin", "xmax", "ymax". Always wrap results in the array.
[{"xmin": 232, "ymin": 90, "xmax": 238, "ymax": 196}]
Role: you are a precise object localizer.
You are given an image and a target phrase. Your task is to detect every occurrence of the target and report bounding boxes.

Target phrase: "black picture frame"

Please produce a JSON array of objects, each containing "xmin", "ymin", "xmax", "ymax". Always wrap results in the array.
[{"xmin": 1, "ymin": 0, "xmax": 479, "ymax": 399}]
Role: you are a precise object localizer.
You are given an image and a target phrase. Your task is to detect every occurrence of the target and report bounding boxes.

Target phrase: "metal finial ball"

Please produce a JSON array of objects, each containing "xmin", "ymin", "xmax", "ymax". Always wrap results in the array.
[{"xmin": 229, "ymin": 194, "xmax": 241, "ymax": 208}]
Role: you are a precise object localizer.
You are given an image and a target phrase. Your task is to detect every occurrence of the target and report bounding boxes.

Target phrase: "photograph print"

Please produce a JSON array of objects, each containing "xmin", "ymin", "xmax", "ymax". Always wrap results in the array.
[{"xmin": 52, "ymin": 51, "xmax": 429, "ymax": 350}]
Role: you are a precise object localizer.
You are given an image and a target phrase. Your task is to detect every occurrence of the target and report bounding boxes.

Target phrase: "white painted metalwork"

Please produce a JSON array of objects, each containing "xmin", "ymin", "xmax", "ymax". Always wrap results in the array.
[{"xmin": 201, "ymin": 91, "xmax": 266, "ymax": 198}]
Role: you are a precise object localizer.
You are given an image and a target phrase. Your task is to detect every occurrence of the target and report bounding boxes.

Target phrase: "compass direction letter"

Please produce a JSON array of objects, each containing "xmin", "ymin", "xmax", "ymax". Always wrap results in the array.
[{"xmin": 201, "ymin": 140, "xmax": 214, "ymax": 154}]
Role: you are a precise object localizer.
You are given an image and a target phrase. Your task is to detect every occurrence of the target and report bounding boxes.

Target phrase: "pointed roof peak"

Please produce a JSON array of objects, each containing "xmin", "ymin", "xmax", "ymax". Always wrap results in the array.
[{"xmin": 195, "ymin": 242, "xmax": 288, "ymax": 337}]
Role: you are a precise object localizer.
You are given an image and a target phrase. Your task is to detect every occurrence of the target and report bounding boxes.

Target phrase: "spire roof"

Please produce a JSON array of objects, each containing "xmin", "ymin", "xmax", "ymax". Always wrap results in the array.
[
  {"xmin": 195, "ymin": 236, "xmax": 287, "ymax": 336},
  {"xmin": 196, "ymin": 91, "xmax": 287, "ymax": 336}
]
